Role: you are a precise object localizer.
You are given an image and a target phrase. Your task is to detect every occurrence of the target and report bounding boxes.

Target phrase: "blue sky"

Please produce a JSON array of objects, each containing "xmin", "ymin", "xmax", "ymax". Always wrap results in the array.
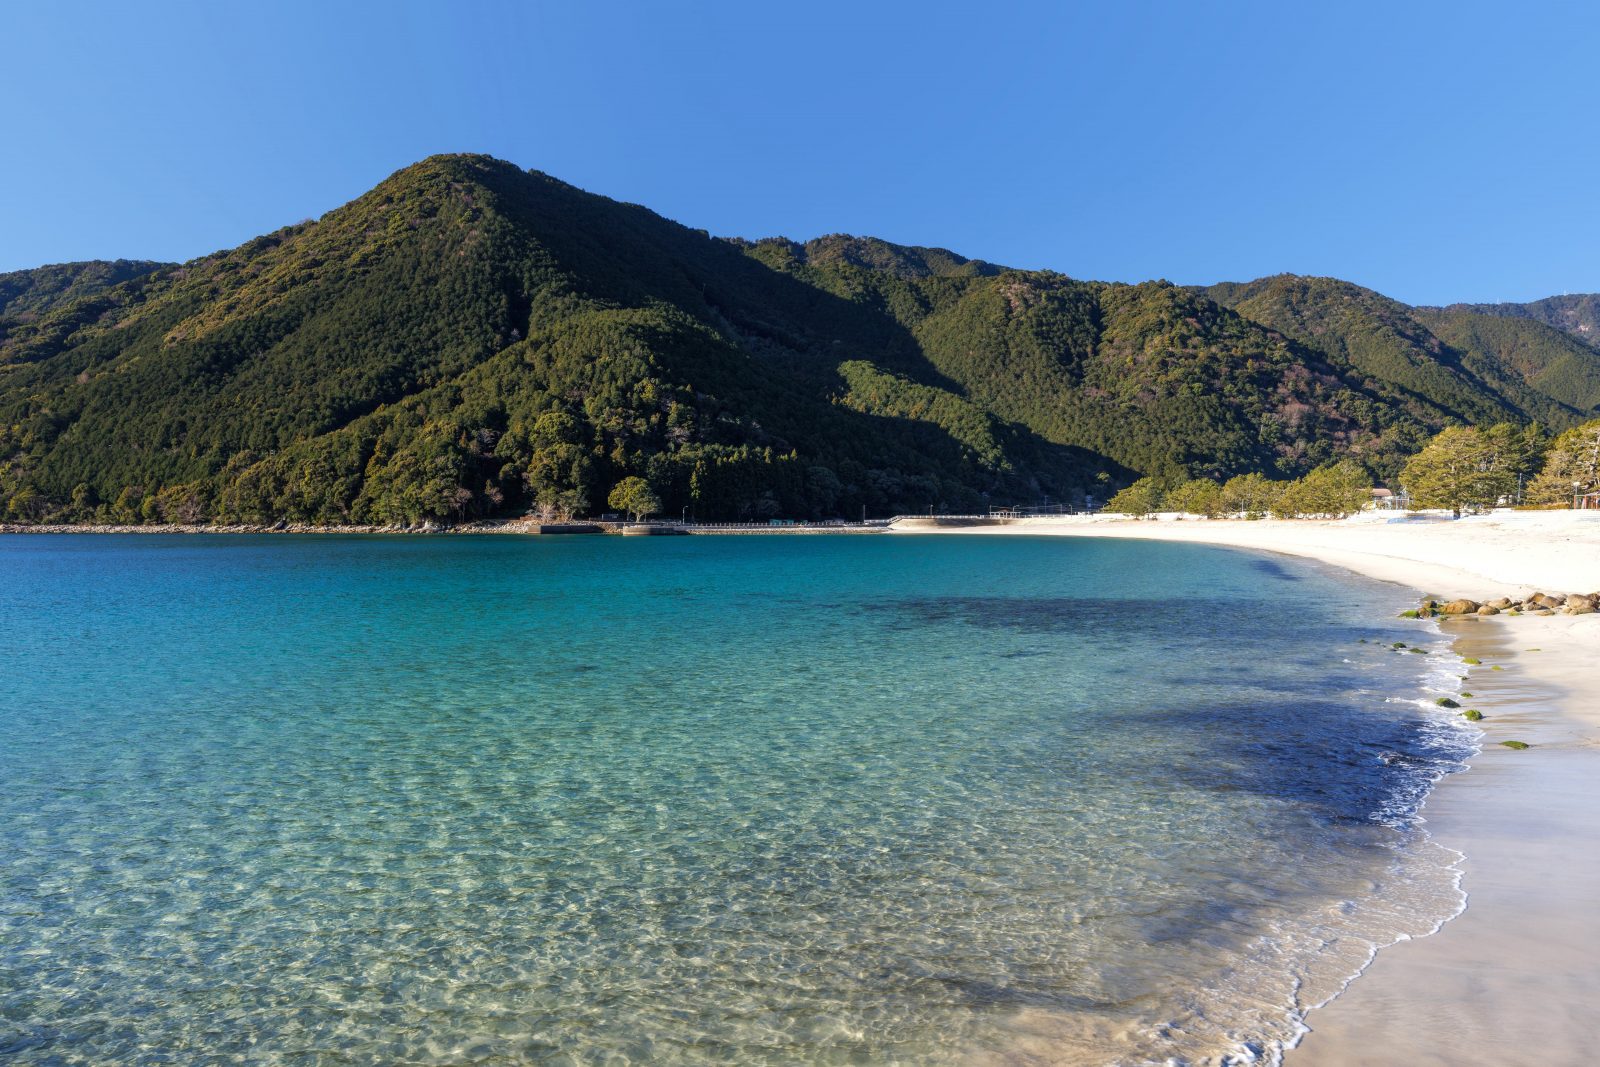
[{"xmin": 4, "ymin": 1, "xmax": 1595, "ymax": 304}]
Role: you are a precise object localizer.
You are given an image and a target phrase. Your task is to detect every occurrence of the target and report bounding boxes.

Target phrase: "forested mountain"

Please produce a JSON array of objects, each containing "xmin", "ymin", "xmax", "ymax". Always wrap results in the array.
[
  {"xmin": 1433, "ymin": 293, "xmax": 1600, "ymax": 348},
  {"xmin": 1, "ymin": 155, "xmax": 1595, "ymax": 525},
  {"xmin": 1201, "ymin": 275, "xmax": 1600, "ymax": 429},
  {"xmin": 0, "ymin": 259, "xmax": 169, "ymax": 319},
  {"xmin": 1413, "ymin": 308, "xmax": 1600, "ymax": 417},
  {"xmin": 0, "ymin": 259, "xmax": 170, "ymax": 349}
]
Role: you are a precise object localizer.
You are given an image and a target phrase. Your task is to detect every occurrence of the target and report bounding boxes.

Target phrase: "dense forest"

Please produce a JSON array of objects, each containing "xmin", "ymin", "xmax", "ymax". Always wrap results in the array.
[{"xmin": 3, "ymin": 155, "xmax": 1599, "ymax": 525}]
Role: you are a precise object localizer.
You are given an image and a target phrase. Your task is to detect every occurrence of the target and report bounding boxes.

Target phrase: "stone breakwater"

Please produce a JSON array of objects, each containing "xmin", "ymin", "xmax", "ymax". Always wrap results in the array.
[
  {"xmin": 0, "ymin": 520, "xmax": 537, "ymax": 535},
  {"xmin": 1406, "ymin": 592, "xmax": 1600, "ymax": 618}
]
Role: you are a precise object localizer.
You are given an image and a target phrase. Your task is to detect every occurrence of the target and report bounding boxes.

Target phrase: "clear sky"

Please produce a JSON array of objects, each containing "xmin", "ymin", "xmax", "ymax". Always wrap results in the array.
[{"xmin": 4, "ymin": 1, "xmax": 1595, "ymax": 304}]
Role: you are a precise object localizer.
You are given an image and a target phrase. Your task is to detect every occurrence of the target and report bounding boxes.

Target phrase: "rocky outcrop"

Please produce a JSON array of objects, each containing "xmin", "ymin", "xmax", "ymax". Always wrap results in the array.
[{"xmin": 1405, "ymin": 590, "xmax": 1600, "ymax": 618}]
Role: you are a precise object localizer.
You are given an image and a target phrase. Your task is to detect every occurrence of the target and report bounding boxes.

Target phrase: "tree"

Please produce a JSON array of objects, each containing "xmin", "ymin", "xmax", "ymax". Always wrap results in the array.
[
  {"xmin": 1164, "ymin": 478, "xmax": 1223, "ymax": 518},
  {"xmin": 6, "ymin": 486, "xmax": 46, "ymax": 522},
  {"xmin": 111, "ymin": 486, "xmax": 142, "ymax": 524},
  {"xmin": 1483, "ymin": 422, "xmax": 1547, "ymax": 502},
  {"xmin": 1527, "ymin": 418, "xmax": 1600, "ymax": 505},
  {"xmin": 607, "ymin": 476, "xmax": 661, "ymax": 522},
  {"xmin": 1220, "ymin": 472, "xmax": 1284, "ymax": 519},
  {"xmin": 805, "ymin": 465, "xmax": 842, "ymax": 517},
  {"xmin": 1401, "ymin": 427, "xmax": 1516, "ymax": 517},
  {"xmin": 70, "ymin": 482, "xmax": 96, "ymax": 519},
  {"xmin": 1103, "ymin": 477, "xmax": 1164, "ymax": 517},
  {"xmin": 1275, "ymin": 461, "xmax": 1370, "ymax": 518}
]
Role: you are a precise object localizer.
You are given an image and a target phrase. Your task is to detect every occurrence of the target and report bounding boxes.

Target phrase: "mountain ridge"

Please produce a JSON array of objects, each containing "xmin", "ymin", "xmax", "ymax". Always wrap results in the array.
[{"xmin": 2, "ymin": 154, "xmax": 1597, "ymax": 524}]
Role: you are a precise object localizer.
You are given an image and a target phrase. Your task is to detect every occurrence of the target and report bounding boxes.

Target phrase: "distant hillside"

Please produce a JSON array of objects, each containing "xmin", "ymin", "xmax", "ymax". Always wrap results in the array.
[
  {"xmin": 1432, "ymin": 293, "xmax": 1600, "ymax": 347},
  {"xmin": 0, "ymin": 156, "xmax": 1588, "ymax": 525},
  {"xmin": 1414, "ymin": 308, "xmax": 1600, "ymax": 417},
  {"xmin": 0, "ymin": 259, "xmax": 169, "ymax": 319},
  {"xmin": 0, "ymin": 259, "xmax": 170, "ymax": 350},
  {"xmin": 1204, "ymin": 275, "xmax": 1599, "ymax": 425}
]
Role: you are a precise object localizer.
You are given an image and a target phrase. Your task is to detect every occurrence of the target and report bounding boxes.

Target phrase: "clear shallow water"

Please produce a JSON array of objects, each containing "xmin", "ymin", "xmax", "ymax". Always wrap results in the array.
[{"xmin": 0, "ymin": 534, "xmax": 1470, "ymax": 1066}]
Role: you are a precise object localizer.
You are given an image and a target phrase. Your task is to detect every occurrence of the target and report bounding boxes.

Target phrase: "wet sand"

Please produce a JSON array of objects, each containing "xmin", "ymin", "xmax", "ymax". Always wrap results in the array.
[{"xmin": 1286, "ymin": 614, "xmax": 1600, "ymax": 1067}]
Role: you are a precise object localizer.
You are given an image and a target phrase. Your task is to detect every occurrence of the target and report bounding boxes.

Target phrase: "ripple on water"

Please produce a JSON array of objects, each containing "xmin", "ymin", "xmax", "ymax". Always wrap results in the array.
[{"xmin": 0, "ymin": 534, "xmax": 1470, "ymax": 1065}]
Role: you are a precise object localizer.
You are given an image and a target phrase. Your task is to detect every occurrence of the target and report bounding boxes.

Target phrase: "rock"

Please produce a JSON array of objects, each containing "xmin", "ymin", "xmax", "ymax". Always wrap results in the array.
[
  {"xmin": 1476, "ymin": 605, "xmax": 1500, "ymax": 615},
  {"xmin": 1533, "ymin": 609, "xmax": 1556, "ymax": 617},
  {"xmin": 1488, "ymin": 597, "xmax": 1513, "ymax": 610},
  {"xmin": 1565, "ymin": 596, "xmax": 1597, "ymax": 615},
  {"xmin": 1439, "ymin": 599, "xmax": 1480, "ymax": 615},
  {"xmin": 1529, "ymin": 592, "xmax": 1565, "ymax": 609},
  {"xmin": 1462, "ymin": 709, "xmax": 1484, "ymax": 721},
  {"xmin": 1436, "ymin": 697, "xmax": 1461, "ymax": 708},
  {"xmin": 1500, "ymin": 740, "xmax": 1531, "ymax": 750},
  {"xmin": 1461, "ymin": 657, "xmax": 1482, "ymax": 665}
]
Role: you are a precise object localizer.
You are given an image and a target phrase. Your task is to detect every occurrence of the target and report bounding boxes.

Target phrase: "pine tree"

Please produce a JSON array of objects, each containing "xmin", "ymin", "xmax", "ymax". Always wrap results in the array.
[{"xmin": 1401, "ymin": 427, "xmax": 1516, "ymax": 517}]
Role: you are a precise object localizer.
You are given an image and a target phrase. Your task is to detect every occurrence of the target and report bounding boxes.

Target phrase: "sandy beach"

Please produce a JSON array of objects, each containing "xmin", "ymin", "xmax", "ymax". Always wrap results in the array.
[{"xmin": 894, "ymin": 511, "xmax": 1600, "ymax": 1066}]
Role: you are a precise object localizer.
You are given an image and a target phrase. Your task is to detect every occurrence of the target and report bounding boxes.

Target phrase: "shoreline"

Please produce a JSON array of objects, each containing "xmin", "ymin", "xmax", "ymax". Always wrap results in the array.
[{"xmin": 895, "ymin": 513, "xmax": 1600, "ymax": 1066}]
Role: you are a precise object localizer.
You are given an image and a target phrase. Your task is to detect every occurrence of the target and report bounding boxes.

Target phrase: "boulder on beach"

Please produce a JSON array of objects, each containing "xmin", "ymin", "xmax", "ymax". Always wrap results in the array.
[
  {"xmin": 1476, "ymin": 605, "xmax": 1500, "ymax": 615},
  {"xmin": 1439, "ymin": 599, "xmax": 1480, "ymax": 615},
  {"xmin": 1488, "ymin": 597, "xmax": 1513, "ymax": 610}
]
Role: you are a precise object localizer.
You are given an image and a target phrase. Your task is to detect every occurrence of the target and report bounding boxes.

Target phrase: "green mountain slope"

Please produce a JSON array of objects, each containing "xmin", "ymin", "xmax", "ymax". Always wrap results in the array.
[
  {"xmin": 1203, "ymin": 275, "xmax": 1587, "ymax": 429},
  {"xmin": 1435, "ymin": 294, "xmax": 1600, "ymax": 348},
  {"xmin": 1414, "ymin": 308, "xmax": 1600, "ymax": 417},
  {"xmin": 0, "ymin": 259, "xmax": 170, "ymax": 352},
  {"xmin": 0, "ymin": 259, "xmax": 169, "ymax": 320},
  {"xmin": 0, "ymin": 157, "xmax": 1578, "ymax": 524}
]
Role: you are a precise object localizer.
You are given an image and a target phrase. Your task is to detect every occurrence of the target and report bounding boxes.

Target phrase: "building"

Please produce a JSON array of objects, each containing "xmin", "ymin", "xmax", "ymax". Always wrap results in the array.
[{"xmin": 1369, "ymin": 487, "xmax": 1405, "ymax": 510}]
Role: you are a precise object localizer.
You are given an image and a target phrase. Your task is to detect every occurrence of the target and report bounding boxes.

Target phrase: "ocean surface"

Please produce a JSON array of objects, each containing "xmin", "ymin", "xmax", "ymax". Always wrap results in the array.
[{"xmin": 0, "ymin": 534, "xmax": 1472, "ymax": 1066}]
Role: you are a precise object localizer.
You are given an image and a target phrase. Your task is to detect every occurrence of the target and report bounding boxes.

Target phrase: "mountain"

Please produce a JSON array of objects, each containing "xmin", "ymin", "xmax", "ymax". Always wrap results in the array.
[
  {"xmin": 0, "ymin": 259, "xmax": 170, "ymax": 349},
  {"xmin": 1412, "ymin": 308, "xmax": 1600, "ymax": 417},
  {"xmin": 1201, "ymin": 275, "xmax": 1600, "ymax": 429},
  {"xmin": 0, "ymin": 259, "xmax": 169, "ymax": 320},
  {"xmin": 0, "ymin": 155, "xmax": 1588, "ymax": 525},
  {"xmin": 1432, "ymin": 294, "xmax": 1600, "ymax": 347}
]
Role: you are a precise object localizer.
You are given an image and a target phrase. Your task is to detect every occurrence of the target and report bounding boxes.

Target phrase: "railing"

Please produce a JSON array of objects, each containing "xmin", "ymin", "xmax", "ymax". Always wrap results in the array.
[
  {"xmin": 608, "ymin": 519, "xmax": 893, "ymax": 532},
  {"xmin": 987, "ymin": 503, "xmax": 1093, "ymax": 518},
  {"xmin": 601, "ymin": 506, "xmax": 1095, "ymax": 531}
]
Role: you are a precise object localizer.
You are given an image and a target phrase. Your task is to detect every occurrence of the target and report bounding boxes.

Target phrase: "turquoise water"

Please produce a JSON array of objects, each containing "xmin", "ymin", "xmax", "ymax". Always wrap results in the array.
[{"xmin": 0, "ymin": 534, "xmax": 1470, "ymax": 1066}]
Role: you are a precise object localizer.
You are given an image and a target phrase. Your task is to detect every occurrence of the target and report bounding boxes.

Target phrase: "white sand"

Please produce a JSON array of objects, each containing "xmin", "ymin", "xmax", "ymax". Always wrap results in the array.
[{"xmin": 894, "ymin": 510, "xmax": 1600, "ymax": 1066}]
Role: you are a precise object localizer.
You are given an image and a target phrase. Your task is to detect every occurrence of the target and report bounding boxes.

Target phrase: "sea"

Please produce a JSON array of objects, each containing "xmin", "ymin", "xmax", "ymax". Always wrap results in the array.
[{"xmin": 0, "ymin": 533, "xmax": 1474, "ymax": 1066}]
